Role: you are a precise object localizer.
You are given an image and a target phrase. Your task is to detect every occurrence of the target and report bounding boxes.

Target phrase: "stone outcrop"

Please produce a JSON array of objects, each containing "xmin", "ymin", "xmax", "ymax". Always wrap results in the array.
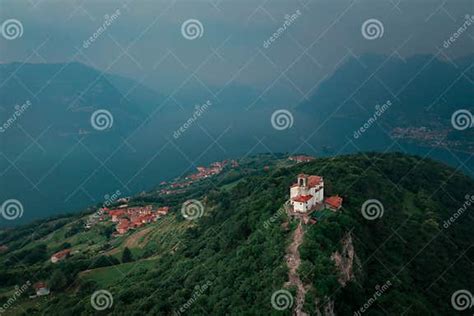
[{"xmin": 331, "ymin": 232, "xmax": 359, "ymax": 286}]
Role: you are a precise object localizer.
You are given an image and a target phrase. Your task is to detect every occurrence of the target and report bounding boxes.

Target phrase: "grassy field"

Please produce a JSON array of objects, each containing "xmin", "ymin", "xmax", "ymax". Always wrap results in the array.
[
  {"xmin": 79, "ymin": 213, "xmax": 190, "ymax": 287},
  {"xmin": 79, "ymin": 258, "xmax": 160, "ymax": 287}
]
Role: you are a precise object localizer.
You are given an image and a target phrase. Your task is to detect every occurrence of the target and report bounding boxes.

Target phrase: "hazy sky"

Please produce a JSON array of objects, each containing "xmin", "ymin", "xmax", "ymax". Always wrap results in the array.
[{"xmin": 1, "ymin": 0, "xmax": 473, "ymax": 95}]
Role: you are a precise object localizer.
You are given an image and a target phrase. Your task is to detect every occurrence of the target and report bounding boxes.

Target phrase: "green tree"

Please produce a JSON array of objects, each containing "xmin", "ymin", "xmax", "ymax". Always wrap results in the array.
[
  {"xmin": 49, "ymin": 269, "xmax": 68, "ymax": 290},
  {"xmin": 122, "ymin": 247, "xmax": 134, "ymax": 263}
]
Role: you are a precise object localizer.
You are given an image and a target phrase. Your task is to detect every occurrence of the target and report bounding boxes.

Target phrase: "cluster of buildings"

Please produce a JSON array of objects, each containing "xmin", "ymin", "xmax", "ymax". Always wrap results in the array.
[
  {"xmin": 159, "ymin": 159, "xmax": 239, "ymax": 196},
  {"xmin": 84, "ymin": 196, "xmax": 131, "ymax": 229},
  {"xmin": 160, "ymin": 187, "xmax": 187, "ymax": 195},
  {"xmin": 288, "ymin": 155, "xmax": 315, "ymax": 163},
  {"xmin": 391, "ymin": 126, "xmax": 447, "ymax": 143},
  {"xmin": 85, "ymin": 204, "xmax": 172, "ymax": 235},
  {"xmin": 391, "ymin": 126, "xmax": 474, "ymax": 153},
  {"xmin": 289, "ymin": 174, "xmax": 343, "ymax": 216},
  {"xmin": 48, "ymin": 205, "xmax": 170, "ymax": 271},
  {"xmin": 189, "ymin": 160, "xmax": 239, "ymax": 180},
  {"xmin": 108, "ymin": 205, "xmax": 170, "ymax": 235}
]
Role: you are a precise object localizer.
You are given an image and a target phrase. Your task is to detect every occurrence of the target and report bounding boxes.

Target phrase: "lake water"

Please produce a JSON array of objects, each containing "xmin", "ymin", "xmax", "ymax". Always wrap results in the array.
[{"xmin": 1, "ymin": 112, "xmax": 472, "ymax": 227}]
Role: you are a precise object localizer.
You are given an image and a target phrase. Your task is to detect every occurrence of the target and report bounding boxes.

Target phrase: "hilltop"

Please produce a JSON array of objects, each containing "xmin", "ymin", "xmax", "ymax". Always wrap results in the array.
[{"xmin": 0, "ymin": 153, "xmax": 472, "ymax": 315}]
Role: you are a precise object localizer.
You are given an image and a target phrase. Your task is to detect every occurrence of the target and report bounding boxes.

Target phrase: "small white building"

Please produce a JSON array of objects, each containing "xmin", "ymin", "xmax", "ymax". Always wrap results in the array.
[
  {"xmin": 290, "ymin": 174, "xmax": 324, "ymax": 212},
  {"xmin": 34, "ymin": 282, "xmax": 50, "ymax": 296}
]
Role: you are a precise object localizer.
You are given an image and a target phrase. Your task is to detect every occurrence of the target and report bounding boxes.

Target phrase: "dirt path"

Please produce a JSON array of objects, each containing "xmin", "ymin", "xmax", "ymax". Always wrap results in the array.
[{"xmin": 285, "ymin": 221, "xmax": 309, "ymax": 316}]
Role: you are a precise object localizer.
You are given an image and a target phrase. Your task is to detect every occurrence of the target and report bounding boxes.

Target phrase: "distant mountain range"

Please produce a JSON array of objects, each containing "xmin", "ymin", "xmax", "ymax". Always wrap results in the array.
[
  {"xmin": 1, "ymin": 54, "xmax": 473, "ymax": 225},
  {"xmin": 299, "ymin": 54, "xmax": 474, "ymax": 153},
  {"xmin": 0, "ymin": 62, "xmax": 165, "ymax": 142}
]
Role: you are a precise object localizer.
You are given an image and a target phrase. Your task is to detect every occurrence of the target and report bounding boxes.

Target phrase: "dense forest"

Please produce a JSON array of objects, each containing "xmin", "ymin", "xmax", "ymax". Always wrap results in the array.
[{"xmin": 0, "ymin": 153, "xmax": 472, "ymax": 315}]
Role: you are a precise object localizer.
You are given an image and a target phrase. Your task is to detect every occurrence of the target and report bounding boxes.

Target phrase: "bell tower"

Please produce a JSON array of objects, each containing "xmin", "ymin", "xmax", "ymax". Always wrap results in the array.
[{"xmin": 297, "ymin": 174, "xmax": 308, "ymax": 187}]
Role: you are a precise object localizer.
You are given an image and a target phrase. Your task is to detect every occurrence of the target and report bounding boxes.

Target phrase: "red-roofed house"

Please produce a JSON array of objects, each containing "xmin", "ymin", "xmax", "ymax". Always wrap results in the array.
[
  {"xmin": 156, "ymin": 207, "xmax": 170, "ymax": 216},
  {"xmin": 34, "ymin": 282, "xmax": 50, "ymax": 296},
  {"xmin": 131, "ymin": 217, "xmax": 144, "ymax": 228},
  {"xmin": 116, "ymin": 219, "xmax": 131, "ymax": 234},
  {"xmin": 50, "ymin": 249, "xmax": 71, "ymax": 263},
  {"xmin": 325, "ymin": 195, "xmax": 343, "ymax": 211},
  {"xmin": 109, "ymin": 210, "xmax": 126, "ymax": 222},
  {"xmin": 142, "ymin": 214, "xmax": 155, "ymax": 223},
  {"xmin": 290, "ymin": 174, "xmax": 324, "ymax": 212}
]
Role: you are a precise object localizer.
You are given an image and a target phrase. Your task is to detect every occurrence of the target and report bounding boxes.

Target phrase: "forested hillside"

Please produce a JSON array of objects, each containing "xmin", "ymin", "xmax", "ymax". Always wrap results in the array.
[{"xmin": 0, "ymin": 153, "xmax": 472, "ymax": 315}]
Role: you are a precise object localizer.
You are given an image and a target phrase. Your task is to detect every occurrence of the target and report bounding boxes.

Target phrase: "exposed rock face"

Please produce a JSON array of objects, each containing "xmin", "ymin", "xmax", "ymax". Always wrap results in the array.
[
  {"xmin": 315, "ymin": 297, "xmax": 336, "ymax": 316},
  {"xmin": 331, "ymin": 232, "xmax": 358, "ymax": 286},
  {"xmin": 314, "ymin": 232, "xmax": 358, "ymax": 316},
  {"xmin": 323, "ymin": 300, "xmax": 335, "ymax": 316}
]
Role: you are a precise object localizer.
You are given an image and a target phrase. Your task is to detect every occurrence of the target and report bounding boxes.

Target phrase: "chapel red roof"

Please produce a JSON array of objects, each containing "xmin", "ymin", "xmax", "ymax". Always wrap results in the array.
[
  {"xmin": 292, "ymin": 195, "xmax": 313, "ymax": 203},
  {"xmin": 308, "ymin": 176, "xmax": 323, "ymax": 187}
]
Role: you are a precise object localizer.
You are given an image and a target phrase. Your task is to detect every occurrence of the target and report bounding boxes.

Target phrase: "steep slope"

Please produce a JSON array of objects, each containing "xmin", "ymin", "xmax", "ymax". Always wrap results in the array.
[{"xmin": 0, "ymin": 153, "xmax": 472, "ymax": 315}]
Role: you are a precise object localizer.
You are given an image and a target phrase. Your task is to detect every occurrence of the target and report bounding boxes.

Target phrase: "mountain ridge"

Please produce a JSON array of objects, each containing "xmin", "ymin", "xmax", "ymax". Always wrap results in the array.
[{"xmin": 0, "ymin": 152, "xmax": 472, "ymax": 315}]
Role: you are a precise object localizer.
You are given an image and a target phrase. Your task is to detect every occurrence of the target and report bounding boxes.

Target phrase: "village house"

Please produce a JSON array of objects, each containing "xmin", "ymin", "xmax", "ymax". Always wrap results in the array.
[
  {"xmin": 109, "ymin": 210, "xmax": 126, "ymax": 222},
  {"xmin": 33, "ymin": 282, "xmax": 50, "ymax": 296},
  {"xmin": 50, "ymin": 249, "xmax": 71, "ymax": 263},
  {"xmin": 156, "ymin": 206, "xmax": 170, "ymax": 216},
  {"xmin": 290, "ymin": 174, "xmax": 324, "ymax": 212},
  {"xmin": 131, "ymin": 214, "xmax": 156, "ymax": 228},
  {"xmin": 116, "ymin": 219, "xmax": 131, "ymax": 234},
  {"xmin": 131, "ymin": 217, "xmax": 145, "ymax": 228}
]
